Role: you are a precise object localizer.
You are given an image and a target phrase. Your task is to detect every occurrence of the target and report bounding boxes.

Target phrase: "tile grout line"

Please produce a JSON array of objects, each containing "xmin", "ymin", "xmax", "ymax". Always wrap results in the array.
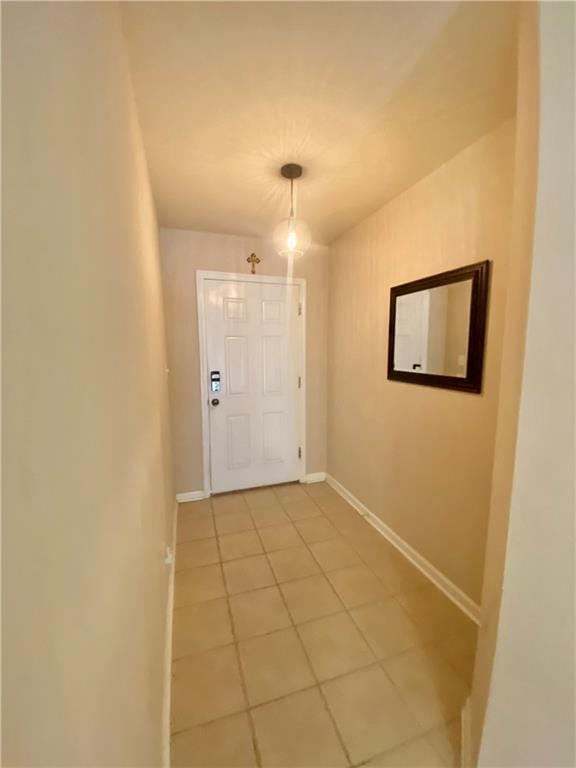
[
  {"xmin": 268, "ymin": 492, "xmax": 460, "ymax": 768},
  {"xmin": 350, "ymin": 727, "xmax": 451, "ymax": 768},
  {"xmin": 277, "ymin": 509, "xmax": 379, "ymax": 768},
  {"xmin": 278, "ymin": 489, "xmax": 471, "ymax": 761},
  {"xmin": 242, "ymin": 493, "xmax": 292, "ymax": 767},
  {"xmin": 169, "ymin": 696, "xmax": 452, "ymax": 768},
  {"xmin": 173, "ymin": 489, "xmax": 469, "ymax": 765},
  {"xmin": 177, "ymin": 507, "xmax": 471, "ymax": 656},
  {"xmin": 332, "ymin": 513, "xmax": 475, "ymax": 688},
  {"xmin": 214, "ymin": 496, "xmax": 264, "ymax": 768},
  {"xmin": 168, "ymin": 652, "xmax": 454, "ymax": 740},
  {"xmin": 170, "ymin": 502, "xmax": 217, "ymax": 753},
  {"xmin": 319, "ymin": 501, "xmax": 475, "ymax": 728},
  {"xmin": 255, "ymin": 490, "xmax": 355, "ymax": 768}
]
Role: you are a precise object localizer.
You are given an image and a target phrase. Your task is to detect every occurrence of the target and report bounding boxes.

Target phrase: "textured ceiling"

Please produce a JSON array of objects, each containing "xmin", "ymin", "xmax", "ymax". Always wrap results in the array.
[{"xmin": 122, "ymin": 2, "xmax": 517, "ymax": 244}]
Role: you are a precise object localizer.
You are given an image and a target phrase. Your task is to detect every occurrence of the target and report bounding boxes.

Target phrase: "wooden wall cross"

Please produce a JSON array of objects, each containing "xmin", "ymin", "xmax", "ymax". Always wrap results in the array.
[{"xmin": 246, "ymin": 253, "xmax": 261, "ymax": 274}]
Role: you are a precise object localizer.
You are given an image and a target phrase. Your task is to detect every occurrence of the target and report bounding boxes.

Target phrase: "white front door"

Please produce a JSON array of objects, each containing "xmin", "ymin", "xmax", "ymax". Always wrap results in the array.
[
  {"xmin": 394, "ymin": 290, "xmax": 430, "ymax": 373},
  {"xmin": 200, "ymin": 275, "xmax": 304, "ymax": 493}
]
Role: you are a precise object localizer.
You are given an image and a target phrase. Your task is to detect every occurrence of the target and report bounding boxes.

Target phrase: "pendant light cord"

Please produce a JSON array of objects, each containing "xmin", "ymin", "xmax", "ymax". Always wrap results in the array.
[{"xmin": 289, "ymin": 178, "xmax": 295, "ymax": 220}]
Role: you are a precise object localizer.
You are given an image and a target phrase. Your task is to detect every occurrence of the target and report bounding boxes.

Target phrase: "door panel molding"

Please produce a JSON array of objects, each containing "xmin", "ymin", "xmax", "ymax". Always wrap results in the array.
[{"xmin": 196, "ymin": 270, "xmax": 306, "ymax": 495}]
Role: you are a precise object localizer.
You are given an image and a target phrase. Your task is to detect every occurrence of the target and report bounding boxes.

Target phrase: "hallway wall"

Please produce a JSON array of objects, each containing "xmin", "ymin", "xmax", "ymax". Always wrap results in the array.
[
  {"xmin": 327, "ymin": 121, "xmax": 516, "ymax": 602},
  {"xmin": 477, "ymin": 4, "xmax": 575, "ymax": 764},
  {"xmin": 2, "ymin": 3, "xmax": 174, "ymax": 765},
  {"xmin": 159, "ymin": 229, "xmax": 329, "ymax": 495},
  {"xmin": 471, "ymin": 2, "xmax": 540, "ymax": 756}
]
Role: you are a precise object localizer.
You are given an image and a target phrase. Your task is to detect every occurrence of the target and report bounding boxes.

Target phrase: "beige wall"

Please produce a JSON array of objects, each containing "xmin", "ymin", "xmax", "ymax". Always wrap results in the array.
[
  {"xmin": 444, "ymin": 281, "xmax": 472, "ymax": 376},
  {"xmin": 475, "ymin": 4, "xmax": 575, "ymax": 765},
  {"xmin": 470, "ymin": 3, "xmax": 540, "ymax": 757},
  {"xmin": 328, "ymin": 121, "xmax": 516, "ymax": 602},
  {"xmin": 2, "ymin": 3, "xmax": 174, "ymax": 765},
  {"xmin": 159, "ymin": 228, "xmax": 328, "ymax": 494}
]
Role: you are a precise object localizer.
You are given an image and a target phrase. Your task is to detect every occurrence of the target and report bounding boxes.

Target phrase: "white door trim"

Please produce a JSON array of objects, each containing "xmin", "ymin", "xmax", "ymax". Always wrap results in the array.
[{"xmin": 196, "ymin": 270, "xmax": 306, "ymax": 496}]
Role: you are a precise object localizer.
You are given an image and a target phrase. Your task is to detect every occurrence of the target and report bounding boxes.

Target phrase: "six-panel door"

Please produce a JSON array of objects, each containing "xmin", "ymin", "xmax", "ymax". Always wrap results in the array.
[{"xmin": 204, "ymin": 278, "xmax": 302, "ymax": 493}]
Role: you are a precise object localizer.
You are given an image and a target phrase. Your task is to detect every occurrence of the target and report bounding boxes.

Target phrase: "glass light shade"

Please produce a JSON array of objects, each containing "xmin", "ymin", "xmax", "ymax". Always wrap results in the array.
[{"xmin": 272, "ymin": 217, "xmax": 311, "ymax": 259}]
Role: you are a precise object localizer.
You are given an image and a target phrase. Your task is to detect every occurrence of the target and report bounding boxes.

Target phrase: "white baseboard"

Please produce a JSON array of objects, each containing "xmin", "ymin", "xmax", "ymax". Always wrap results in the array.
[
  {"xmin": 162, "ymin": 504, "xmax": 178, "ymax": 767},
  {"xmin": 326, "ymin": 474, "xmax": 480, "ymax": 624},
  {"xmin": 301, "ymin": 472, "xmax": 327, "ymax": 484},
  {"xmin": 461, "ymin": 697, "xmax": 473, "ymax": 768},
  {"xmin": 177, "ymin": 476, "xmax": 327, "ymax": 499},
  {"xmin": 176, "ymin": 490, "xmax": 210, "ymax": 502}
]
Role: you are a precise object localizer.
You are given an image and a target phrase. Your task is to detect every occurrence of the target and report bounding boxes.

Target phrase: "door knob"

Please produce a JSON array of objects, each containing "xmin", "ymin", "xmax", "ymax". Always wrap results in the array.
[{"xmin": 211, "ymin": 398, "xmax": 220, "ymax": 407}]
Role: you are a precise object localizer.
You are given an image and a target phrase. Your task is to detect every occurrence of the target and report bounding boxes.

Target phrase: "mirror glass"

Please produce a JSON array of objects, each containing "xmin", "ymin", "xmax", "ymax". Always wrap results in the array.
[{"xmin": 393, "ymin": 279, "xmax": 472, "ymax": 377}]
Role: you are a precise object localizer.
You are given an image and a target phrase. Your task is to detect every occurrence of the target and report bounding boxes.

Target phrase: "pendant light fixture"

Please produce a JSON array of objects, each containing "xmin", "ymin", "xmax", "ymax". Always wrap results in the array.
[{"xmin": 273, "ymin": 163, "xmax": 311, "ymax": 259}]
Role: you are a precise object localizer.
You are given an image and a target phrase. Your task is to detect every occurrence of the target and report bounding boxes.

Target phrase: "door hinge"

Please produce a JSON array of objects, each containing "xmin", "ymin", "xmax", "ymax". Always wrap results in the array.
[
  {"xmin": 298, "ymin": 302, "xmax": 303, "ymax": 316},
  {"xmin": 298, "ymin": 447, "xmax": 302, "ymax": 459},
  {"xmin": 298, "ymin": 376, "xmax": 302, "ymax": 389}
]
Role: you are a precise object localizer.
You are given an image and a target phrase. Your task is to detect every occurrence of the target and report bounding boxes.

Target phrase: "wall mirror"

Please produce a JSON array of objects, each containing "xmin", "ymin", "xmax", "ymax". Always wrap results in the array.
[{"xmin": 387, "ymin": 261, "xmax": 490, "ymax": 393}]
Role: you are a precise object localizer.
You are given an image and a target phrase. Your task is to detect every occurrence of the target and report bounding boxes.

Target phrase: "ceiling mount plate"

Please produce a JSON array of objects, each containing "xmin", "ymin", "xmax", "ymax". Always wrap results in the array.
[{"xmin": 280, "ymin": 163, "xmax": 303, "ymax": 180}]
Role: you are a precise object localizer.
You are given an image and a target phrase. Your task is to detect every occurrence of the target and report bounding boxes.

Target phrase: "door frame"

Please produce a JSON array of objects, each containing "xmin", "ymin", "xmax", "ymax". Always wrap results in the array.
[{"xmin": 196, "ymin": 270, "xmax": 307, "ymax": 496}]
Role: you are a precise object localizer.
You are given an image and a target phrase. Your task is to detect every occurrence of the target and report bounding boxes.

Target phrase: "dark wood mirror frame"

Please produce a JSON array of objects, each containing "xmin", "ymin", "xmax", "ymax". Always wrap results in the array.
[{"xmin": 387, "ymin": 260, "xmax": 490, "ymax": 393}]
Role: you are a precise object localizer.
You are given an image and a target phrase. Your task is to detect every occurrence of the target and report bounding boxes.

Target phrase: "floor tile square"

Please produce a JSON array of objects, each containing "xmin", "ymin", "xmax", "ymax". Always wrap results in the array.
[
  {"xmin": 177, "ymin": 512, "xmax": 215, "ymax": 543},
  {"xmin": 282, "ymin": 498, "xmax": 324, "ymax": 521},
  {"xmin": 326, "ymin": 507, "xmax": 364, "ymax": 533},
  {"xmin": 434, "ymin": 624, "xmax": 478, "ymax": 685},
  {"xmin": 229, "ymin": 586, "xmax": 291, "ymax": 639},
  {"xmin": 252, "ymin": 687, "xmax": 348, "ymax": 767},
  {"xmin": 174, "ymin": 565, "xmax": 226, "ymax": 607},
  {"xmin": 426, "ymin": 720, "xmax": 461, "ymax": 767},
  {"xmin": 274, "ymin": 484, "xmax": 308, "ymax": 504},
  {"xmin": 383, "ymin": 647, "xmax": 469, "ymax": 730},
  {"xmin": 171, "ymin": 645, "xmax": 246, "ymax": 731},
  {"xmin": 268, "ymin": 545, "xmax": 320, "ymax": 582},
  {"xmin": 176, "ymin": 538, "xmax": 220, "ymax": 571},
  {"xmin": 219, "ymin": 531, "xmax": 263, "ymax": 561},
  {"xmin": 350, "ymin": 599, "xmax": 421, "ymax": 659},
  {"xmin": 172, "ymin": 599, "xmax": 233, "ymax": 658},
  {"xmin": 212, "ymin": 493, "xmax": 248, "ymax": 515},
  {"xmin": 223, "ymin": 555, "xmax": 275, "ymax": 595},
  {"xmin": 367, "ymin": 553, "xmax": 431, "ymax": 596},
  {"xmin": 297, "ymin": 612, "xmax": 375, "ymax": 681},
  {"xmin": 215, "ymin": 510, "xmax": 255, "ymax": 536},
  {"xmin": 280, "ymin": 574, "xmax": 344, "ymax": 624},
  {"xmin": 342, "ymin": 521, "xmax": 383, "ymax": 551},
  {"xmin": 322, "ymin": 665, "xmax": 421, "ymax": 763},
  {"xmin": 171, "ymin": 712, "xmax": 257, "ymax": 767},
  {"xmin": 310, "ymin": 538, "xmax": 362, "ymax": 572},
  {"xmin": 303, "ymin": 482, "xmax": 337, "ymax": 499},
  {"xmin": 315, "ymin": 495, "xmax": 356, "ymax": 516},
  {"xmin": 295, "ymin": 515, "xmax": 339, "ymax": 544},
  {"xmin": 244, "ymin": 488, "xmax": 279, "ymax": 508},
  {"xmin": 259, "ymin": 522, "xmax": 303, "ymax": 552},
  {"xmin": 180, "ymin": 498, "xmax": 212, "ymax": 515},
  {"xmin": 249, "ymin": 504, "xmax": 290, "ymax": 529},
  {"xmin": 327, "ymin": 564, "xmax": 392, "ymax": 608},
  {"xmin": 239, "ymin": 627, "xmax": 315, "ymax": 705},
  {"xmin": 365, "ymin": 736, "xmax": 445, "ymax": 767},
  {"xmin": 395, "ymin": 585, "xmax": 463, "ymax": 642}
]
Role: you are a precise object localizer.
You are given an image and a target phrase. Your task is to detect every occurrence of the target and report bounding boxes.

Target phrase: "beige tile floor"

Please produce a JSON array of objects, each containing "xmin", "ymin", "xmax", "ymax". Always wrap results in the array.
[{"xmin": 171, "ymin": 483, "xmax": 476, "ymax": 768}]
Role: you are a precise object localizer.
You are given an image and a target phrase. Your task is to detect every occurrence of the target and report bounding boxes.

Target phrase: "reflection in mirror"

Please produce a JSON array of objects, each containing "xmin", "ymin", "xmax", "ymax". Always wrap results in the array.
[
  {"xmin": 388, "ymin": 261, "xmax": 489, "ymax": 393},
  {"xmin": 394, "ymin": 280, "xmax": 472, "ymax": 377}
]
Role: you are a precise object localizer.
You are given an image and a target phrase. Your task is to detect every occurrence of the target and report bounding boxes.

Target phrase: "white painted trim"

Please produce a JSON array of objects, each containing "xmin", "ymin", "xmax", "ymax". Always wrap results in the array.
[
  {"xmin": 196, "ymin": 269, "xmax": 305, "ymax": 286},
  {"xmin": 175, "ymin": 490, "xmax": 210, "ymax": 503},
  {"xmin": 196, "ymin": 270, "xmax": 307, "ymax": 495},
  {"xmin": 326, "ymin": 474, "xmax": 481, "ymax": 624},
  {"xmin": 461, "ymin": 697, "xmax": 473, "ymax": 768},
  {"xmin": 301, "ymin": 472, "xmax": 327, "ymax": 484},
  {"xmin": 196, "ymin": 271, "xmax": 212, "ymax": 497},
  {"xmin": 162, "ymin": 504, "xmax": 178, "ymax": 767},
  {"xmin": 297, "ymin": 281, "xmax": 307, "ymax": 485}
]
